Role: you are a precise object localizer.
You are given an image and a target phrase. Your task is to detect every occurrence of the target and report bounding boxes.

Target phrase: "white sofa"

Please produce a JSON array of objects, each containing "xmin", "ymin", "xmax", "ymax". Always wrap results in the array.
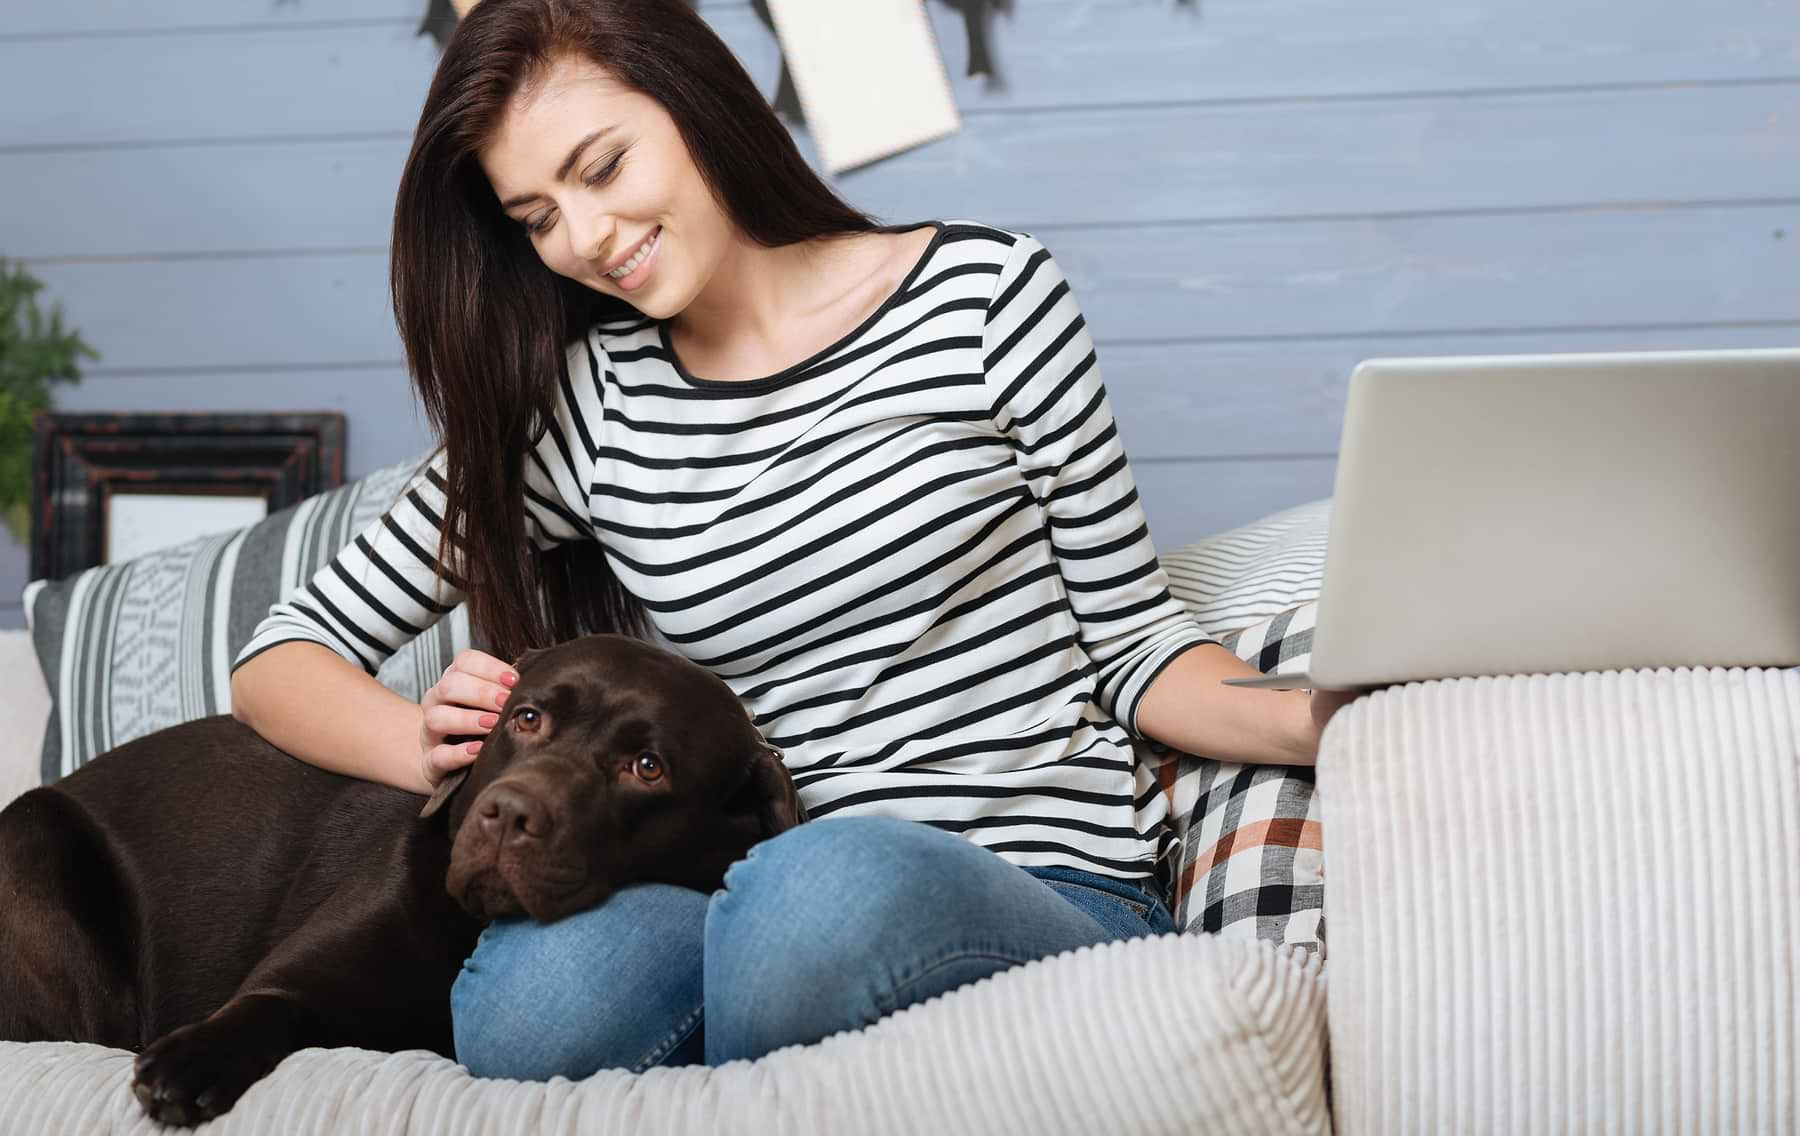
[
  {"xmin": 1, "ymin": 630, "xmax": 50, "ymax": 812},
  {"xmin": 3, "ymin": 619, "xmax": 1795, "ymax": 1133}
]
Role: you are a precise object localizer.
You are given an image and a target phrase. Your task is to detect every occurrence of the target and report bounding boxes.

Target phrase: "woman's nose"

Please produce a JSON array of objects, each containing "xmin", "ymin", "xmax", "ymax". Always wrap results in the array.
[{"xmin": 564, "ymin": 205, "xmax": 614, "ymax": 267}]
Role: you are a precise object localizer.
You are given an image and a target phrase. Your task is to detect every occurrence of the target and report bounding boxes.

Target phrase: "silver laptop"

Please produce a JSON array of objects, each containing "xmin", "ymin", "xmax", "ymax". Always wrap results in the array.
[{"xmin": 1223, "ymin": 348, "xmax": 1800, "ymax": 692}]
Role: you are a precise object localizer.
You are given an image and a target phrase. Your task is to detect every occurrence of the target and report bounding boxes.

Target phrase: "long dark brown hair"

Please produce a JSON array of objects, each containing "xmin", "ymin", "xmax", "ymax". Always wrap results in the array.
[{"xmin": 390, "ymin": 0, "xmax": 878, "ymax": 661}]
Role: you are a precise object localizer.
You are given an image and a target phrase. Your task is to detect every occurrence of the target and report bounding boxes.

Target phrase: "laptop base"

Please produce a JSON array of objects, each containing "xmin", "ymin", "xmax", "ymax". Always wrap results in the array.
[{"xmin": 1221, "ymin": 672, "xmax": 1368, "ymax": 692}]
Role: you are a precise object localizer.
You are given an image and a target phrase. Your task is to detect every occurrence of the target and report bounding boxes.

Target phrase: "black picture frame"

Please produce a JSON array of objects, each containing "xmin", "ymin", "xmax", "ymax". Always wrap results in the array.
[{"xmin": 30, "ymin": 412, "xmax": 347, "ymax": 582}]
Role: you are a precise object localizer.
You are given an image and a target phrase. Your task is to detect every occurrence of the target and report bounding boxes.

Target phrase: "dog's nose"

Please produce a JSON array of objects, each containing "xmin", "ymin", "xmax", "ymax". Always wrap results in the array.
[{"xmin": 477, "ymin": 786, "xmax": 551, "ymax": 845}]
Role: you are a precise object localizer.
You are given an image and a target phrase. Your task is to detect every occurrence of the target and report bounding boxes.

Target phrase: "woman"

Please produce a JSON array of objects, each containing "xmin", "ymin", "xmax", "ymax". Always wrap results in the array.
[{"xmin": 229, "ymin": 0, "xmax": 1353, "ymax": 1079}]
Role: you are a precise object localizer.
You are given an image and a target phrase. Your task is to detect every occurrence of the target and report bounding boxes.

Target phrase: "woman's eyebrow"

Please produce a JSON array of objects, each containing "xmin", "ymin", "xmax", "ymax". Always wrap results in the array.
[{"xmin": 500, "ymin": 125, "xmax": 613, "ymax": 210}]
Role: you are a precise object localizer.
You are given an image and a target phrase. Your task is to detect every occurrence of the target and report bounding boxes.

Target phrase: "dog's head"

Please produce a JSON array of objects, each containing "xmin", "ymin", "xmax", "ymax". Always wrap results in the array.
[{"xmin": 422, "ymin": 633, "xmax": 806, "ymax": 923}]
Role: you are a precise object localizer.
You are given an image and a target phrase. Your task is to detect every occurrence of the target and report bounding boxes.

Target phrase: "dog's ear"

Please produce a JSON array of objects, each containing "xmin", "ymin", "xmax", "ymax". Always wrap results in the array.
[
  {"xmin": 511, "ymin": 646, "xmax": 548, "ymax": 675},
  {"xmin": 418, "ymin": 768, "xmax": 469, "ymax": 820}
]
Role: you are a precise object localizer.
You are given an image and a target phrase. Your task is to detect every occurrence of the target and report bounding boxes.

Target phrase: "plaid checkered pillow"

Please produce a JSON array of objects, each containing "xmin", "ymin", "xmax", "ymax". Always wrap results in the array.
[{"xmin": 1147, "ymin": 501, "xmax": 1329, "ymax": 954}]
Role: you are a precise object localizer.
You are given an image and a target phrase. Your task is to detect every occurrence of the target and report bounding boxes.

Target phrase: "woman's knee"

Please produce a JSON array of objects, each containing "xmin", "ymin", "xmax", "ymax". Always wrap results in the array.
[
  {"xmin": 452, "ymin": 881, "xmax": 707, "ymax": 1080},
  {"xmin": 709, "ymin": 816, "xmax": 985, "ymax": 945},
  {"xmin": 702, "ymin": 816, "xmax": 1021, "ymax": 1061}
]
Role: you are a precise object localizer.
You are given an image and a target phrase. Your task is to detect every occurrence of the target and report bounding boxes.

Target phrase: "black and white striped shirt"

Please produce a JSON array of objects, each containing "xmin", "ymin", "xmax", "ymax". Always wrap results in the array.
[{"xmin": 234, "ymin": 220, "xmax": 1216, "ymax": 883}]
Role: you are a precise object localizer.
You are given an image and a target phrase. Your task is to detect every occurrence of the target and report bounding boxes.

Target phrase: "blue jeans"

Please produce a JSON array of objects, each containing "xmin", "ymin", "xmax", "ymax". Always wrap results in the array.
[{"xmin": 450, "ymin": 815, "xmax": 1178, "ymax": 1078}]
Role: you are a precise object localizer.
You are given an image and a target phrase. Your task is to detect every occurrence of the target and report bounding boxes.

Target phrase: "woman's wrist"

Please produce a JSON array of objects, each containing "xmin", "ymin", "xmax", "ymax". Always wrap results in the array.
[{"xmin": 1281, "ymin": 692, "xmax": 1321, "ymax": 763}]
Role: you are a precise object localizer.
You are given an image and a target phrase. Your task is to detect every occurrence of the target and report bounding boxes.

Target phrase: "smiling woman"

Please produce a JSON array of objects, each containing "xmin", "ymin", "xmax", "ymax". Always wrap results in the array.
[{"xmin": 226, "ymin": 0, "xmax": 1317, "ymax": 1092}]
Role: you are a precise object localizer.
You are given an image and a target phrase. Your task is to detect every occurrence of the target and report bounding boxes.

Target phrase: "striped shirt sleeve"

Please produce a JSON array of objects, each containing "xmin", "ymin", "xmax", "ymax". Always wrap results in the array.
[
  {"xmin": 982, "ymin": 232, "xmax": 1217, "ymax": 734},
  {"xmin": 231, "ymin": 339, "xmax": 602, "ymax": 677}
]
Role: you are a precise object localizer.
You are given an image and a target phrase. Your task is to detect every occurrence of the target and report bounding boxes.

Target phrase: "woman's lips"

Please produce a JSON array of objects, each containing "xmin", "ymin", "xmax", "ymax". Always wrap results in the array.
[{"xmin": 608, "ymin": 226, "xmax": 662, "ymax": 293}]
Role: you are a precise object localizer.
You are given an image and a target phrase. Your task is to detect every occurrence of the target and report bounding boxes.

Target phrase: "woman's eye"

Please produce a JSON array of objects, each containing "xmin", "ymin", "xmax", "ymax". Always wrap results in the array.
[
  {"xmin": 522, "ymin": 151, "xmax": 625, "ymax": 237},
  {"xmin": 511, "ymin": 707, "xmax": 542, "ymax": 732},
  {"xmin": 583, "ymin": 153, "xmax": 623, "ymax": 186},
  {"xmin": 634, "ymin": 752, "xmax": 664, "ymax": 782}
]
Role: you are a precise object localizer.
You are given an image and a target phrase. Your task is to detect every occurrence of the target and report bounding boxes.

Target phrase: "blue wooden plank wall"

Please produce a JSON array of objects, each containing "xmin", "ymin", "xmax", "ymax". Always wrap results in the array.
[{"xmin": 2, "ymin": 0, "xmax": 1796, "ymax": 631}]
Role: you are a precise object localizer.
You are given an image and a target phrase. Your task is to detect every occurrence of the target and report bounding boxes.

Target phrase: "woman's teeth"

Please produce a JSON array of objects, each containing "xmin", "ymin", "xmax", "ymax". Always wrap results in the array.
[{"xmin": 607, "ymin": 229, "xmax": 659, "ymax": 279}]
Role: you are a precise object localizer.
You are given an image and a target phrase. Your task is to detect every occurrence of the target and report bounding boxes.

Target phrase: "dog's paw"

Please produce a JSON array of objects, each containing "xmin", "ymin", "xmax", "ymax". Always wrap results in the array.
[{"xmin": 132, "ymin": 1019, "xmax": 282, "ymax": 1126}]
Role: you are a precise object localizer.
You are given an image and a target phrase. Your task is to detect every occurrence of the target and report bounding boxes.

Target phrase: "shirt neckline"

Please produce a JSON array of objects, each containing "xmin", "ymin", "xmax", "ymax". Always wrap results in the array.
[{"xmin": 659, "ymin": 220, "xmax": 948, "ymax": 393}]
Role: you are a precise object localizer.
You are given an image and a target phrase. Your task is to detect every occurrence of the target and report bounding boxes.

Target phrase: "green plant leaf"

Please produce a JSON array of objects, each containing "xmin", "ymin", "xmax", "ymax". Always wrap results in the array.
[{"xmin": 0, "ymin": 256, "xmax": 96, "ymax": 519}]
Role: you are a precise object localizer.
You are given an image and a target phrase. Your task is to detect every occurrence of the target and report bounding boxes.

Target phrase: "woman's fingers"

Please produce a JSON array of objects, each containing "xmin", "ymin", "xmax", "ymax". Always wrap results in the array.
[
  {"xmin": 429, "ymin": 666, "xmax": 516, "ymax": 713},
  {"xmin": 419, "ymin": 650, "xmax": 518, "ymax": 786},
  {"xmin": 422, "ymin": 702, "xmax": 500, "ymax": 739},
  {"xmin": 455, "ymin": 649, "xmax": 520, "ymax": 694},
  {"xmin": 425, "ymin": 741, "xmax": 480, "ymax": 781}
]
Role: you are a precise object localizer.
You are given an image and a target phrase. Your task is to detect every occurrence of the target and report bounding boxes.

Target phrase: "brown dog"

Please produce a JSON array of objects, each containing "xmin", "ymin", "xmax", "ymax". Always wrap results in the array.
[{"xmin": 0, "ymin": 633, "xmax": 805, "ymax": 1126}]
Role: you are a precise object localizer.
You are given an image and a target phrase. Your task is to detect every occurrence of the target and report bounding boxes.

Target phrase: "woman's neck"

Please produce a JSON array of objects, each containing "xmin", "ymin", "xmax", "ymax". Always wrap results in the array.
[{"xmin": 667, "ymin": 227, "xmax": 917, "ymax": 383}]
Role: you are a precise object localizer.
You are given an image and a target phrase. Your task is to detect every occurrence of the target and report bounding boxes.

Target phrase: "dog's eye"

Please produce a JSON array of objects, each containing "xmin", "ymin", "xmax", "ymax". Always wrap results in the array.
[
  {"xmin": 511, "ymin": 707, "xmax": 542, "ymax": 733},
  {"xmin": 634, "ymin": 752, "xmax": 664, "ymax": 782}
]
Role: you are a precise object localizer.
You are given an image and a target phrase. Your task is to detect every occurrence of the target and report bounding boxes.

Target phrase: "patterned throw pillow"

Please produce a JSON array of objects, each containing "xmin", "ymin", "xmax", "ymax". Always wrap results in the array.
[
  {"xmin": 23, "ymin": 449, "xmax": 469, "ymax": 784},
  {"xmin": 1147, "ymin": 499, "xmax": 1331, "ymax": 953},
  {"xmin": 1160, "ymin": 497, "xmax": 1328, "ymax": 635}
]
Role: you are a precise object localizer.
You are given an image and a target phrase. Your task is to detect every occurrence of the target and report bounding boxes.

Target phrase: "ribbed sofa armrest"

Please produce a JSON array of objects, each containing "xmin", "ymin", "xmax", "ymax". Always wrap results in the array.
[{"xmin": 1319, "ymin": 667, "xmax": 1799, "ymax": 1134}]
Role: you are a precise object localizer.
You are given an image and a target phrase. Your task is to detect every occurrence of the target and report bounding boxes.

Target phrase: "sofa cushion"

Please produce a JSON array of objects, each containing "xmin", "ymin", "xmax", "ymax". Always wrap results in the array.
[
  {"xmin": 23, "ymin": 451, "xmax": 466, "ymax": 783},
  {"xmin": 0, "ymin": 932, "xmax": 1330, "ymax": 1136},
  {"xmin": 1321, "ymin": 665, "xmax": 1800, "ymax": 1133}
]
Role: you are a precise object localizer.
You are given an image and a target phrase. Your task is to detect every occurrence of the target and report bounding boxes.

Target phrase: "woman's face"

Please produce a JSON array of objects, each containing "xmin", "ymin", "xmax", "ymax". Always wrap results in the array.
[{"xmin": 478, "ymin": 53, "xmax": 733, "ymax": 319}]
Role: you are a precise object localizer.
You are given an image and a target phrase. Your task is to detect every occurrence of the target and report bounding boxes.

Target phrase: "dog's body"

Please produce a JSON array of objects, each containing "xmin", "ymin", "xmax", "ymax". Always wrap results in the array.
[
  {"xmin": 0, "ymin": 718, "xmax": 479, "ymax": 1055},
  {"xmin": 0, "ymin": 634, "xmax": 804, "ymax": 1126}
]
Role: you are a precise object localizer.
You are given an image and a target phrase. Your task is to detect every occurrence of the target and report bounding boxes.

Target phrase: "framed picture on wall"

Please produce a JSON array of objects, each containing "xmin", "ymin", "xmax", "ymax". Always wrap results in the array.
[{"xmin": 29, "ymin": 412, "xmax": 346, "ymax": 581}]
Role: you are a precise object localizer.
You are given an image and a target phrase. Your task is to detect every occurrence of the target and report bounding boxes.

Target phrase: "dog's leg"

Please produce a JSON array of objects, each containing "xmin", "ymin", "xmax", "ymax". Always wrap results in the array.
[
  {"xmin": 0, "ymin": 788, "xmax": 139, "ymax": 1047},
  {"xmin": 130, "ymin": 862, "xmax": 472, "ymax": 1126}
]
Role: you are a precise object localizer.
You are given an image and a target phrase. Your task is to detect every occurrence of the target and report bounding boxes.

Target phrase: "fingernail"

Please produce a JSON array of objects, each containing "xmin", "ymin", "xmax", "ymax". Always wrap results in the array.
[
  {"xmin": 501, "ymin": 672, "xmax": 518, "ymax": 687},
  {"xmin": 495, "ymin": 692, "xmax": 509, "ymax": 708},
  {"xmin": 478, "ymin": 713, "xmax": 497, "ymax": 728},
  {"xmin": 465, "ymin": 741, "xmax": 482, "ymax": 755}
]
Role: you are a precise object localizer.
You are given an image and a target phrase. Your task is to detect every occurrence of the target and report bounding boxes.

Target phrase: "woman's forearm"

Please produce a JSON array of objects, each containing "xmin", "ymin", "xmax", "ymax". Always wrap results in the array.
[
  {"xmin": 230, "ymin": 641, "xmax": 433, "ymax": 794},
  {"xmin": 1133, "ymin": 642, "xmax": 1316, "ymax": 766}
]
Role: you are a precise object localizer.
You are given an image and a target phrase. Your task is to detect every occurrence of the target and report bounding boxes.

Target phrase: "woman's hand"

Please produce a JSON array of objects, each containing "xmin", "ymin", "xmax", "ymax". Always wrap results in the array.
[{"xmin": 418, "ymin": 649, "xmax": 518, "ymax": 790}]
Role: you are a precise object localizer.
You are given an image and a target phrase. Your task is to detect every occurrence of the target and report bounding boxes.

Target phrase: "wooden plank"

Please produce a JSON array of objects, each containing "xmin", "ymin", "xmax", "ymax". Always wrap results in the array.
[
  {"xmin": 23, "ymin": 203, "xmax": 1797, "ymax": 373},
  {"xmin": 7, "ymin": 84, "xmax": 1796, "ymax": 259},
  {"xmin": 846, "ymin": 85, "xmax": 1800, "ymax": 232},
  {"xmin": 1044, "ymin": 204, "xmax": 1800, "ymax": 343},
  {"xmin": 6, "ymin": 0, "xmax": 431, "ymax": 38},
  {"xmin": 938, "ymin": 0, "xmax": 1800, "ymax": 110},
  {"xmin": 1134, "ymin": 458, "xmax": 1337, "ymax": 550},
  {"xmin": 1106, "ymin": 324, "xmax": 1800, "ymax": 460},
  {"xmin": 0, "ymin": 26, "xmax": 443, "ymax": 147},
  {"xmin": 8, "ymin": 1, "xmax": 1800, "ymax": 141},
  {"xmin": 27, "ymin": 254, "xmax": 404, "ymax": 373},
  {"xmin": 0, "ymin": 13, "xmax": 776, "ymax": 148}
]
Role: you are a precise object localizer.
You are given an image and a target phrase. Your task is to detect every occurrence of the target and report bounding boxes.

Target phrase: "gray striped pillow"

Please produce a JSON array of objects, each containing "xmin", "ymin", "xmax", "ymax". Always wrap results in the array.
[
  {"xmin": 1160, "ymin": 498, "xmax": 1330, "ymax": 636},
  {"xmin": 23, "ymin": 449, "xmax": 471, "ymax": 784}
]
